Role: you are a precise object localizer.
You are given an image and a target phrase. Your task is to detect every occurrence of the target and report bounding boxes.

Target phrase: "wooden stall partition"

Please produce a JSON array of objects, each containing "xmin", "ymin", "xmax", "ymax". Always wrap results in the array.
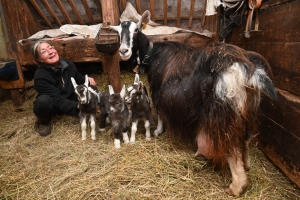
[
  {"xmin": 0, "ymin": 0, "xmax": 42, "ymax": 106},
  {"xmin": 226, "ymin": 0, "xmax": 300, "ymax": 187}
]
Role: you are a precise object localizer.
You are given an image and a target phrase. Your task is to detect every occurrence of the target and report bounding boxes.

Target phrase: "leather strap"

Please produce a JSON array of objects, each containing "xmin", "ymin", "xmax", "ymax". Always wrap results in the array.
[{"xmin": 245, "ymin": 0, "xmax": 262, "ymax": 38}]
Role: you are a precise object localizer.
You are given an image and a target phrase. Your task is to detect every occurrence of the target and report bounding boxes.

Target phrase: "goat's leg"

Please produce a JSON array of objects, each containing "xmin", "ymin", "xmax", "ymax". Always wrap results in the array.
[
  {"xmin": 113, "ymin": 127, "xmax": 121, "ymax": 149},
  {"xmin": 122, "ymin": 131, "xmax": 129, "ymax": 144},
  {"xmin": 154, "ymin": 114, "xmax": 163, "ymax": 136},
  {"xmin": 144, "ymin": 119, "xmax": 151, "ymax": 141},
  {"xmin": 99, "ymin": 113, "xmax": 107, "ymax": 132},
  {"xmin": 243, "ymin": 140, "xmax": 251, "ymax": 171},
  {"xmin": 130, "ymin": 119, "xmax": 138, "ymax": 143},
  {"xmin": 81, "ymin": 116, "xmax": 87, "ymax": 140},
  {"xmin": 90, "ymin": 115, "xmax": 96, "ymax": 140},
  {"xmin": 225, "ymin": 150, "xmax": 248, "ymax": 197}
]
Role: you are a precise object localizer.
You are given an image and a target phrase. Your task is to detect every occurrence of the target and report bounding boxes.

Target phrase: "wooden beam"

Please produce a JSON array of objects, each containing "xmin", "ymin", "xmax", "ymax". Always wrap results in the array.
[
  {"xmin": 54, "ymin": 0, "xmax": 73, "ymax": 24},
  {"xmin": 177, "ymin": 0, "xmax": 181, "ymax": 27},
  {"xmin": 100, "ymin": 0, "xmax": 121, "ymax": 92},
  {"xmin": 121, "ymin": 0, "xmax": 127, "ymax": 9},
  {"xmin": 93, "ymin": 0, "xmax": 103, "ymax": 21},
  {"xmin": 163, "ymin": 0, "xmax": 168, "ymax": 25},
  {"xmin": 201, "ymin": 0, "xmax": 207, "ymax": 27},
  {"xmin": 82, "ymin": 0, "xmax": 95, "ymax": 24},
  {"xmin": 41, "ymin": 0, "xmax": 62, "ymax": 27},
  {"xmin": 135, "ymin": 0, "xmax": 141, "ymax": 14},
  {"xmin": 149, "ymin": 0, "xmax": 155, "ymax": 21},
  {"xmin": 188, "ymin": 0, "xmax": 195, "ymax": 28},
  {"xmin": 67, "ymin": 0, "xmax": 85, "ymax": 25},
  {"xmin": 29, "ymin": 0, "xmax": 52, "ymax": 28}
]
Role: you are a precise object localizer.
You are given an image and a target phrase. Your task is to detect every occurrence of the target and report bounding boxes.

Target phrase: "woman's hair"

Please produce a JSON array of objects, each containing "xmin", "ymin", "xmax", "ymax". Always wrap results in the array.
[{"xmin": 31, "ymin": 40, "xmax": 48, "ymax": 61}]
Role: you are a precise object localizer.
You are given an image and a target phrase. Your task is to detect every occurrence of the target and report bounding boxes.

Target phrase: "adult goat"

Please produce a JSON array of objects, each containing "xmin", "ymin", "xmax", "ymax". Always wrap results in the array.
[{"xmin": 110, "ymin": 11, "xmax": 277, "ymax": 196}]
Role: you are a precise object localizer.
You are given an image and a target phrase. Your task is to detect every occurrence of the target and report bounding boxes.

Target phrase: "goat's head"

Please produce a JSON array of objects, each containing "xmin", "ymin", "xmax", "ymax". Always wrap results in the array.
[
  {"xmin": 71, "ymin": 75, "xmax": 90, "ymax": 104},
  {"xmin": 110, "ymin": 10, "xmax": 151, "ymax": 61},
  {"xmin": 108, "ymin": 85, "xmax": 127, "ymax": 113},
  {"xmin": 126, "ymin": 74, "xmax": 146, "ymax": 104}
]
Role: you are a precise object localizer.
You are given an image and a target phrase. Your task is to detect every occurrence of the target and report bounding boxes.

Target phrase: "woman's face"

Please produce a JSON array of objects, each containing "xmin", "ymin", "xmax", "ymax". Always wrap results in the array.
[{"xmin": 37, "ymin": 42, "xmax": 59, "ymax": 66}]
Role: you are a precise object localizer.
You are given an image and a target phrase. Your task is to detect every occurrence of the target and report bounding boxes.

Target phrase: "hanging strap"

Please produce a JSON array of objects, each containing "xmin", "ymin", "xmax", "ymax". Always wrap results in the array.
[{"xmin": 245, "ymin": 0, "xmax": 262, "ymax": 38}]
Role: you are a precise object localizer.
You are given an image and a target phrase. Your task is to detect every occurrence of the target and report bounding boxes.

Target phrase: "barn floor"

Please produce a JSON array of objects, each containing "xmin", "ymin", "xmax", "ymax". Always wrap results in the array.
[{"xmin": 0, "ymin": 69, "xmax": 299, "ymax": 199}]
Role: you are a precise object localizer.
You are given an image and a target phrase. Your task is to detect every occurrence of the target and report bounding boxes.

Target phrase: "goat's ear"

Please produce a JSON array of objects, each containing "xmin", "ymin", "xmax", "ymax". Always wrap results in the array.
[
  {"xmin": 137, "ymin": 10, "xmax": 151, "ymax": 29},
  {"xmin": 138, "ymin": 81, "xmax": 144, "ymax": 92},
  {"xmin": 108, "ymin": 85, "xmax": 114, "ymax": 95},
  {"xmin": 134, "ymin": 74, "xmax": 139, "ymax": 85},
  {"xmin": 110, "ymin": 25, "xmax": 120, "ymax": 33},
  {"xmin": 71, "ymin": 77, "xmax": 77, "ymax": 89},
  {"xmin": 120, "ymin": 85, "xmax": 126, "ymax": 99},
  {"xmin": 84, "ymin": 75, "xmax": 89, "ymax": 87}
]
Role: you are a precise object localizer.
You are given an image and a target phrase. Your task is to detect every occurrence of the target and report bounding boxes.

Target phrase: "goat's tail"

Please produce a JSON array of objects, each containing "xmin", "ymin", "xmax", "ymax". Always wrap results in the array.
[{"xmin": 214, "ymin": 61, "xmax": 277, "ymax": 116}]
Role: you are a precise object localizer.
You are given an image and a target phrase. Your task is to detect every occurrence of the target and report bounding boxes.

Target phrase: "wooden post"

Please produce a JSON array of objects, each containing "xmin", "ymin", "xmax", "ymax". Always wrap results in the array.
[{"xmin": 100, "ymin": 0, "xmax": 121, "ymax": 92}]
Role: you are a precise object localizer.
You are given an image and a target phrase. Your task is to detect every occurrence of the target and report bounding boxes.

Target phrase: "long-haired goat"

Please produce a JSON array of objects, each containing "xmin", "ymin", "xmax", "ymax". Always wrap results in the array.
[
  {"xmin": 108, "ymin": 85, "xmax": 130, "ymax": 148},
  {"xmin": 110, "ymin": 11, "xmax": 277, "ymax": 196},
  {"xmin": 71, "ymin": 75, "xmax": 100, "ymax": 141},
  {"xmin": 126, "ymin": 74, "xmax": 152, "ymax": 143}
]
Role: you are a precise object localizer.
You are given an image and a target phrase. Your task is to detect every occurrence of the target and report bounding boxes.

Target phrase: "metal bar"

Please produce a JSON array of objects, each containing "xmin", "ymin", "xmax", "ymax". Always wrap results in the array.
[
  {"xmin": 41, "ymin": 0, "xmax": 62, "ymax": 27},
  {"xmin": 82, "ymin": 0, "xmax": 95, "ymax": 24},
  {"xmin": 54, "ymin": 0, "xmax": 73, "ymax": 24},
  {"xmin": 188, "ymin": 0, "xmax": 195, "ymax": 28},
  {"xmin": 149, "ymin": 0, "xmax": 155, "ymax": 21},
  {"xmin": 177, "ymin": 0, "xmax": 181, "ymax": 27},
  {"xmin": 29, "ymin": 0, "xmax": 52, "ymax": 28},
  {"xmin": 163, "ymin": 0, "xmax": 167, "ymax": 25},
  {"xmin": 67, "ymin": 0, "xmax": 85, "ymax": 25},
  {"xmin": 135, "ymin": 0, "xmax": 141, "ymax": 14}
]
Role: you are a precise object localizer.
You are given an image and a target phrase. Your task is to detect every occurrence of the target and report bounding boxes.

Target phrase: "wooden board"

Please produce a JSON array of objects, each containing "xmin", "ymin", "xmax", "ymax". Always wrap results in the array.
[
  {"xmin": 260, "ymin": 89, "xmax": 300, "ymax": 137},
  {"xmin": 226, "ymin": 0, "xmax": 300, "ymax": 187},
  {"xmin": 258, "ymin": 113, "xmax": 300, "ymax": 188},
  {"xmin": 226, "ymin": 0, "xmax": 300, "ymax": 96}
]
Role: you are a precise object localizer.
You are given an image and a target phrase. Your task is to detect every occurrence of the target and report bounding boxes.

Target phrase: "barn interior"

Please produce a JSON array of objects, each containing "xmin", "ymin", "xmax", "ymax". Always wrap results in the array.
[{"xmin": 0, "ymin": 0, "xmax": 299, "ymax": 198}]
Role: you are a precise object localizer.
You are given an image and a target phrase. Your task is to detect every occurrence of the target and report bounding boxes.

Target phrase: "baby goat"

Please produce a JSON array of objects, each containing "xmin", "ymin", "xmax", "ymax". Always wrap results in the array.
[
  {"xmin": 71, "ymin": 75, "xmax": 100, "ymax": 140},
  {"xmin": 108, "ymin": 85, "xmax": 130, "ymax": 148},
  {"xmin": 127, "ymin": 74, "xmax": 152, "ymax": 143}
]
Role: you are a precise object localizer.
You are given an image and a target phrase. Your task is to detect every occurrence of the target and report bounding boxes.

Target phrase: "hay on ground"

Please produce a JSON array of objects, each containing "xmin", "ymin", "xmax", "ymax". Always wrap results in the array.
[{"xmin": 0, "ymin": 70, "xmax": 299, "ymax": 200}]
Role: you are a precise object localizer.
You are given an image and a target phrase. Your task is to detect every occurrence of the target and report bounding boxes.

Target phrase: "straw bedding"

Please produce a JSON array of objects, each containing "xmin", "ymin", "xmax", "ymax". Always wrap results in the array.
[{"xmin": 0, "ymin": 70, "xmax": 299, "ymax": 199}]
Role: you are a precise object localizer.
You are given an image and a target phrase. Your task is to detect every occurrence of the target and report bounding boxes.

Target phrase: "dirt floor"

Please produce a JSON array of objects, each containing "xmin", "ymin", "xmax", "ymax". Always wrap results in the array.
[{"xmin": 0, "ymin": 69, "xmax": 299, "ymax": 199}]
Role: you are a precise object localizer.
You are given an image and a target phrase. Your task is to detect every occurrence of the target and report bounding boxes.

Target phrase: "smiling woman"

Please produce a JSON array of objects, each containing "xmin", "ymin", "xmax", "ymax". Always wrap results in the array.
[{"xmin": 31, "ymin": 40, "xmax": 97, "ymax": 137}]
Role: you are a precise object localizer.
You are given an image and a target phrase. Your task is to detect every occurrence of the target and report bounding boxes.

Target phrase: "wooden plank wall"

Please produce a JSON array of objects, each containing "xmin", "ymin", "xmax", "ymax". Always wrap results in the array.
[
  {"xmin": 226, "ymin": 0, "xmax": 300, "ymax": 187},
  {"xmin": 0, "ymin": 0, "xmax": 42, "ymax": 105}
]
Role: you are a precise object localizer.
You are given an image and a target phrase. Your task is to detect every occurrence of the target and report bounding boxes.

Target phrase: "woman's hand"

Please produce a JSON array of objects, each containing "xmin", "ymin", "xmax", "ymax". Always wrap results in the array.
[{"xmin": 88, "ymin": 77, "xmax": 96, "ymax": 86}]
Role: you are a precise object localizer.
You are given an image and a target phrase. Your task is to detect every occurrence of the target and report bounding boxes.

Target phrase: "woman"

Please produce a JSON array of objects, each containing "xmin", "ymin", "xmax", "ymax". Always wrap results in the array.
[{"xmin": 32, "ymin": 40, "xmax": 96, "ymax": 136}]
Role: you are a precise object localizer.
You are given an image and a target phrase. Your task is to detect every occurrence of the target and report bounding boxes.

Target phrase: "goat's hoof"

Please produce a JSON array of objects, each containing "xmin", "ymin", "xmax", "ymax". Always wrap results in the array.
[
  {"xmin": 154, "ymin": 130, "xmax": 161, "ymax": 137},
  {"xmin": 99, "ymin": 128, "xmax": 105, "ymax": 132},
  {"xmin": 221, "ymin": 184, "xmax": 247, "ymax": 197},
  {"xmin": 129, "ymin": 141, "xmax": 135, "ymax": 144},
  {"xmin": 124, "ymin": 141, "xmax": 129, "ymax": 144},
  {"xmin": 92, "ymin": 138, "xmax": 96, "ymax": 141},
  {"xmin": 145, "ymin": 137, "xmax": 151, "ymax": 141},
  {"xmin": 82, "ymin": 138, "xmax": 87, "ymax": 140}
]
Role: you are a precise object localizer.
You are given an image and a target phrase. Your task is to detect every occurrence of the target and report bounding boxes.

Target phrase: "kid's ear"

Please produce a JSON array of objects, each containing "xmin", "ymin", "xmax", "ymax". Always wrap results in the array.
[
  {"xmin": 138, "ymin": 81, "xmax": 144, "ymax": 92},
  {"xmin": 134, "ymin": 74, "xmax": 139, "ymax": 85},
  {"xmin": 84, "ymin": 75, "xmax": 89, "ymax": 87},
  {"xmin": 120, "ymin": 85, "xmax": 126, "ymax": 98},
  {"xmin": 108, "ymin": 85, "xmax": 114, "ymax": 95},
  {"xmin": 71, "ymin": 77, "xmax": 77, "ymax": 89}
]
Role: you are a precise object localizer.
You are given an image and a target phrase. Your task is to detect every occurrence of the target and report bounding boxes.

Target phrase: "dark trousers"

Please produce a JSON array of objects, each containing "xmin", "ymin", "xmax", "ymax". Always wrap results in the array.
[{"xmin": 33, "ymin": 93, "xmax": 78, "ymax": 124}]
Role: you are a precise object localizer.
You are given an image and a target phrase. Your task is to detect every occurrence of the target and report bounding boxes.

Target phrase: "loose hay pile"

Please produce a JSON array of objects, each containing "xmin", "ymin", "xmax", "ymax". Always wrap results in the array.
[{"xmin": 0, "ymin": 70, "xmax": 299, "ymax": 199}]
